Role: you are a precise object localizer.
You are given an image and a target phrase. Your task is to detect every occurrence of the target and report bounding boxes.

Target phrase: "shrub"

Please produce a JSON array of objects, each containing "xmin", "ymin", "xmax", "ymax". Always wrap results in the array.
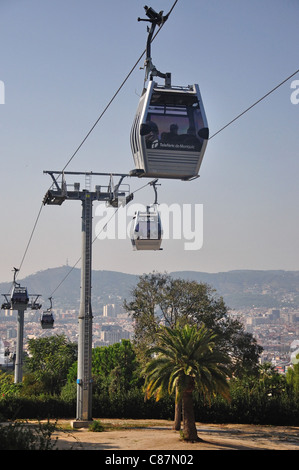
[
  {"xmin": 0, "ymin": 396, "xmax": 75, "ymax": 420},
  {"xmin": 88, "ymin": 420, "xmax": 104, "ymax": 432},
  {"xmin": 0, "ymin": 420, "xmax": 57, "ymax": 450}
]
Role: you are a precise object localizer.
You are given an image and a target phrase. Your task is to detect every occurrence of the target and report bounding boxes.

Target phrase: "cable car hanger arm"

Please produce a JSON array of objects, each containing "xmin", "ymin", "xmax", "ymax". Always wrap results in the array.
[
  {"xmin": 149, "ymin": 179, "xmax": 160, "ymax": 205},
  {"xmin": 138, "ymin": 5, "xmax": 171, "ymax": 87}
]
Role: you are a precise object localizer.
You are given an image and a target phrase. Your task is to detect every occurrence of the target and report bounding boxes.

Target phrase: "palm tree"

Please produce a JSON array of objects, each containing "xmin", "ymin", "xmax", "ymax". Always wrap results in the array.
[{"xmin": 143, "ymin": 324, "xmax": 231, "ymax": 441}]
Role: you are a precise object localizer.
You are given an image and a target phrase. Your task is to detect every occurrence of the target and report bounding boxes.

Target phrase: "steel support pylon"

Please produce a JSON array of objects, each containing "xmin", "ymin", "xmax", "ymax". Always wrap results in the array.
[
  {"xmin": 43, "ymin": 170, "xmax": 134, "ymax": 428},
  {"xmin": 1, "ymin": 289, "xmax": 41, "ymax": 384},
  {"xmin": 14, "ymin": 308, "xmax": 25, "ymax": 383},
  {"xmin": 76, "ymin": 192, "xmax": 93, "ymax": 423}
]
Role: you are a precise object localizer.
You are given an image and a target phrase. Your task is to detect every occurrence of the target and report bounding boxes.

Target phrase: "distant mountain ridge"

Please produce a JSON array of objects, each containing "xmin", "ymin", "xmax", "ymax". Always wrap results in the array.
[{"xmin": 1, "ymin": 266, "xmax": 299, "ymax": 310}]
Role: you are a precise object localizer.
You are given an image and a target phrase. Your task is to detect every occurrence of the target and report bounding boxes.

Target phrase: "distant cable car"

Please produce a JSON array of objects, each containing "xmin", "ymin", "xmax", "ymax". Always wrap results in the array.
[
  {"xmin": 10, "ymin": 268, "xmax": 29, "ymax": 306},
  {"xmin": 40, "ymin": 312, "xmax": 54, "ymax": 329},
  {"xmin": 130, "ymin": 6, "xmax": 209, "ymax": 180},
  {"xmin": 11, "ymin": 286, "xmax": 29, "ymax": 306},
  {"xmin": 40, "ymin": 297, "xmax": 54, "ymax": 330},
  {"xmin": 131, "ymin": 205, "xmax": 162, "ymax": 251}
]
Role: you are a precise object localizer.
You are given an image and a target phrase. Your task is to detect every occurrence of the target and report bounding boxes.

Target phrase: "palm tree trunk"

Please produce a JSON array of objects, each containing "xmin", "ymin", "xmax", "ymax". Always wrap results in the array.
[
  {"xmin": 172, "ymin": 398, "xmax": 182, "ymax": 430},
  {"xmin": 182, "ymin": 390, "xmax": 200, "ymax": 442}
]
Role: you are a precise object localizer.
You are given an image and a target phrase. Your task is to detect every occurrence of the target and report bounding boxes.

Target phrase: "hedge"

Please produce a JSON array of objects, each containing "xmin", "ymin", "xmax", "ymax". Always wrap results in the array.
[{"xmin": 0, "ymin": 391, "xmax": 298, "ymax": 426}]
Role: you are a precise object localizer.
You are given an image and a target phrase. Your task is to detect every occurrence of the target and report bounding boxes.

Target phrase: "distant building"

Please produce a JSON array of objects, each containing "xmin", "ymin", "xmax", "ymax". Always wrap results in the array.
[
  {"xmin": 0, "ymin": 340, "xmax": 5, "ymax": 364},
  {"xmin": 103, "ymin": 304, "xmax": 116, "ymax": 317},
  {"xmin": 0, "ymin": 339, "xmax": 10, "ymax": 366},
  {"xmin": 6, "ymin": 328, "xmax": 17, "ymax": 339},
  {"xmin": 270, "ymin": 309, "xmax": 280, "ymax": 320},
  {"xmin": 98, "ymin": 324, "xmax": 131, "ymax": 345}
]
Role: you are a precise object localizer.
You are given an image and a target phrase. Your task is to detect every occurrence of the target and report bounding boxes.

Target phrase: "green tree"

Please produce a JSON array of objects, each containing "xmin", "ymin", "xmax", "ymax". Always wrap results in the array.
[
  {"xmin": 0, "ymin": 370, "xmax": 20, "ymax": 397},
  {"xmin": 25, "ymin": 335, "xmax": 77, "ymax": 395},
  {"xmin": 143, "ymin": 324, "xmax": 231, "ymax": 441},
  {"xmin": 92, "ymin": 340, "xmax": 141, "ymax": 395},
  {"xmin": 124, "ymin": 273, "xmax": 262, "ymax": 373},
  {"xmin": 124, "ymin": 272, "xmax": 262, "ymax": 427},
  {"xmin": 286, "ymin": 354, "xmax": 299, "ymax": 395},
  {"xmin": 66, "ymin": 340, "xmax": 141, "ymax": 397},
  {"xmin": 258, "ymin": 362, "xmax": 286, "ymax": 396}
]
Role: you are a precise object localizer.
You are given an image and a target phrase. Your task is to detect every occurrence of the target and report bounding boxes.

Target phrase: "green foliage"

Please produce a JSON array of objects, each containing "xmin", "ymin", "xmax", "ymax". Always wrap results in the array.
[
  {"xmin": 124, "ymin": 272, "xmax": 262, "ymax": 376},
  {"xmin": 0, "ymin": 420, "xmax": 57, "ymax": 450},
  {"xmin": 1, "ymin": 271, "xmax": 298, "ymax": 426},
  {"xmin": 25, "ymin": 334, "xmax": 77, "ymax": 395},
  {"xmin": 88, "ymin": 420, "xmax": 104, "ymax": 432},
  {"xmin": 0, "ymin": 370, "xmax": 21, "ymax": 397},
  {"xmin": 144, "ymin": 324, "xmax": 231, "ymax": 403},
  {"xmin": 60, "ymin": 381, "xmax": 77, "ymax": 402},
  {"xmin": 0, "ymin": 395, "xmax": 75, "ymax": 420},
  {"xmin": 92, "ymin": 388, "xmax": 174, "ymax": 420},
  {"xmin": 143, "ymin": 324, "xmax": 231, "ymax": 441},
  {"xmin": 20, "ymin": 373, "xmax": 47, "ymax": 397},
  {"xmin": 0, "ymin": 377, "xmax": 298, "ymax": 424},
  {"xmin": 286, "ymin": 354, "xmax": 299, "ymax": 395},
  {"xmin": 92, "ymin": 339, "xmax": 142, "ymax": 396}
]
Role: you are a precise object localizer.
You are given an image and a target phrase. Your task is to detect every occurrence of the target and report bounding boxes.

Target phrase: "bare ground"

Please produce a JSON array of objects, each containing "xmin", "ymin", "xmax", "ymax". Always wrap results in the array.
[{"xmin": 52, "ymin": 419, "xmax": 299, "ymax": 451}]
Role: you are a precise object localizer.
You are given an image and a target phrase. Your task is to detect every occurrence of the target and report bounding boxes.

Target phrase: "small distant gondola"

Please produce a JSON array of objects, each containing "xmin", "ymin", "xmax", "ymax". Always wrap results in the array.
[
  {"xmin": 131, "ymin": 206, "xmax": 162, "ymax": 251},
  {"xmin": 11, "ymin": 286, "xmax": 29, "ymax": 306},
  {"xmin": 40, "ymin": 297, "xmax": 54, "ymax": 329},
  {"xmin": 10, "ymin": 268, "xmax": 29, "ymax": 306},
  {"xmin": 130, "ymin": 6, "xmax": 209, "ymax": 180}
]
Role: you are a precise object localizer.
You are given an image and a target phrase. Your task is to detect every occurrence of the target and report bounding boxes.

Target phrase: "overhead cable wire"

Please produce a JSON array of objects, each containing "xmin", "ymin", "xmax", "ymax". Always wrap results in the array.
[
  {"xmin": 14, "ymin": 0, "xmax": 298, "ymax": 286},
  {"xmin": 14, "ymin": 1, "xmax": 180, "ymax": 282},
  {"xmin": 61, "ymin": 0, "xmax": 180, "ymax": 172},
  {"xmin": 49, "ymin": 206, "xmax": 121, "ymax": 297},
  {"xmin": 16, "ymin": 202, "xmax": 44, "ymax": 278},
  {"xmin": 15, "ymin": 66, "xmax": 299, "ymax": 283},
  {"xmin": 48, "ymin": 178, "xmax": 156, "ymax": 297},
  {"xmin": 209, "ymin": 68, "xmax": 299, "ymax": 140},
  {"xmin": 47, "ymin": 67, "xmax": 299, "ymax": 296}
]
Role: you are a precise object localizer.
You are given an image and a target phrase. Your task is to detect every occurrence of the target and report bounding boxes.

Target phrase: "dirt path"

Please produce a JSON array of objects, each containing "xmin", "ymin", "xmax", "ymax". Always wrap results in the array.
[{"xmin": 52, "ymin": 419, "xmax": 299, "ymax": 451}]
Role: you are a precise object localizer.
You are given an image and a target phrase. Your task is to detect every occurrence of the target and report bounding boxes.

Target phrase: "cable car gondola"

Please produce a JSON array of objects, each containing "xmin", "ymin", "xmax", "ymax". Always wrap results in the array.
[
  {"xmin": 11, "ymin": 286, "xmax": 29, "ymax": 306},
  {"xmin": 131, "ymin": 205, "xmax": 162, "ymax": 251},
  {"xmin": 130, "ymin": 6, "xmax": 209, "ymax": 180},
  {"xmin": 40, "ymin": 297, "xmax": 54, "ymax": 330},
  {"xmin": 10, "ymin": 268, "xmax": 29, "ymax": 306}
]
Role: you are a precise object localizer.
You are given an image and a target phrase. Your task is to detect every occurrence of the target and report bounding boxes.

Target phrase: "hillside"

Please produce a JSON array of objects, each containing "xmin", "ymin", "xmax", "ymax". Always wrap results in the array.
[
  {"xmin": 172, "ymin": 270, "xmax": 299, "ymax": 309},
  {"xmin": 1, "ymin": 267, "xmax": 299, "ymax": 310}
]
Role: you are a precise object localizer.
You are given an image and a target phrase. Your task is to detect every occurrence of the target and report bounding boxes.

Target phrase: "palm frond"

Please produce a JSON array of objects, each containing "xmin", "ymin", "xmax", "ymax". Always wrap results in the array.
[{"xmin": 142, "ymin": 323, "xmax": 231, "ymax": 405}]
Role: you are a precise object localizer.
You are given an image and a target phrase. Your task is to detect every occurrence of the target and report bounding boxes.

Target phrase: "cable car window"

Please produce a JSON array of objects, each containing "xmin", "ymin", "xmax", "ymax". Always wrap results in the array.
[
  {"xmin": 131, "ymin": 114, "xmax": 140, "ymax": 154},
  {"xmin": 143, "ymin": 103, "xmax": 205, "ymax": 152},
  {"xmin": 135, "ymin": 216, "xmax": 160, "ymax": 239}
]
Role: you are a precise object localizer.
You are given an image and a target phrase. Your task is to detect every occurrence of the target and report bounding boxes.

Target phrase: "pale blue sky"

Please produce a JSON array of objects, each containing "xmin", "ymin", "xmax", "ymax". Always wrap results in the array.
[{"xmin": 0, "ymin": 0, "xmax": 298, "ymax": 283}]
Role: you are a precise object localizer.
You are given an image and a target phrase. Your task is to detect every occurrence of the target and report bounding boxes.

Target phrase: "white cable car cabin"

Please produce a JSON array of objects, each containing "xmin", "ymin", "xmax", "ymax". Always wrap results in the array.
[
  {"xmin": 131, "ymin": 206, "xmax": 162, "ymax": 251},
  {"xmin": 131, "ymin": 81, "xmax": 209, "ymax": 180},
  {"xmin": 131, "ymin": 6, "xmax": 209, "ymax": 181}
]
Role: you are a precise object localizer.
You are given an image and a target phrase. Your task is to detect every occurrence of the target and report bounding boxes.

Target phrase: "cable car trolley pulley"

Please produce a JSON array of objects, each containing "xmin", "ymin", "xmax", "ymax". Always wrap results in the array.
[{"xmin": 130, "ymin": 5, "xmax": 209, "ymax": 181}]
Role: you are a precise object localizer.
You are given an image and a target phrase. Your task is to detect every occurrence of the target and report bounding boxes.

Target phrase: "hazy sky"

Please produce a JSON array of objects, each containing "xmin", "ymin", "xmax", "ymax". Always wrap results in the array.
[{"xmin": 0, "ymin": 0, "xmax": 298, "ymax": 285}]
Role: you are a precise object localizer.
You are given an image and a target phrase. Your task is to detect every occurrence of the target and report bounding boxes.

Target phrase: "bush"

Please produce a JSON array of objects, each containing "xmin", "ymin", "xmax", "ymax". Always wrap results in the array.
[
  {"xmin": 60, "ymin": 382, "xmax": 77, "ymax": 402},
  {"xmin": 92, "ymin": 388, "xmax": 174, "ymax": 420},
  {"xmin": 0, "ymin": 386, "xmax": 297, "ymax": 425},
  {"xmin": 0, "ymin": 420, "xmax": 57, "ymax": 450},
  {"xmin": 193, "ymin": 391, "xmax": 299, "ymax": 426},
  {"xmin": 89, "ymin": 420, "xmax": 104, "ymax": 432},
  {"xmin": 0, "ymin": 396, "xmax": 75, "ymax": 420}
]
